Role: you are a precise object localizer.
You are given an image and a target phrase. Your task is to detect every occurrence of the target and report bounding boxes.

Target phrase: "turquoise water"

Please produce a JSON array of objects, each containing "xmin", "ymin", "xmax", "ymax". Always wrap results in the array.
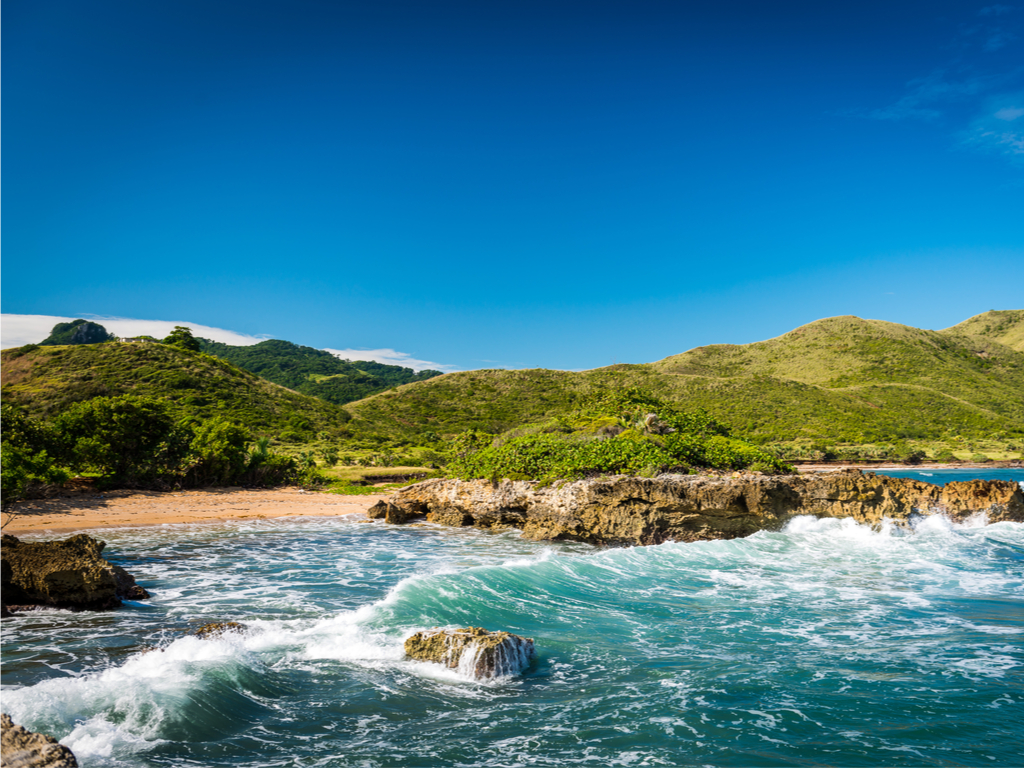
[
  {"xmin": 874, "ymin": 467, "xmax": 1024, "ymax": 486},
  {"xmin": 3, "ymin": 479, "xmax": 1024, "ymax": 767}
]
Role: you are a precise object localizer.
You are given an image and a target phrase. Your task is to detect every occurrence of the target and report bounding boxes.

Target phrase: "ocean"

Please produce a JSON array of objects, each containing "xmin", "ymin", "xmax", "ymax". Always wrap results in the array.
[{"xmin": 3, "ymin": 468, "xmax": 1023, "ymax": 767}]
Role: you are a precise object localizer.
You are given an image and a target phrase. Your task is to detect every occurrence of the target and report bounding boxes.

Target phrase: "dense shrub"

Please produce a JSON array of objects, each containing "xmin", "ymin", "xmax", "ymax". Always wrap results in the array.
[
  {"xmin": 1, "ymin": 395, "xmax": 300, "ymax": 504},
  {"xmin": 446, "ymin": 429, "xmax": 791, "ymax": 483},
  {"xmin": 0, "ymin": 405, "xmax": 71, "ymax": 505}
]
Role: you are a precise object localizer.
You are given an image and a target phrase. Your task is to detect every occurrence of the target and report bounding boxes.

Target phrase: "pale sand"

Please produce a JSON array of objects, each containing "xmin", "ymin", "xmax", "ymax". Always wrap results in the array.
[{"xmin": 1, "ymin": 488, "xmax": 388, "ymax": 535}]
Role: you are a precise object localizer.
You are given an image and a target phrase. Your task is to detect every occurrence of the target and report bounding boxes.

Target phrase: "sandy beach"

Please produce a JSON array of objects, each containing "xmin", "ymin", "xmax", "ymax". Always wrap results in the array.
[{"xmin": 1, "ymin": 487, "xmax": 388, "ymax": 535}]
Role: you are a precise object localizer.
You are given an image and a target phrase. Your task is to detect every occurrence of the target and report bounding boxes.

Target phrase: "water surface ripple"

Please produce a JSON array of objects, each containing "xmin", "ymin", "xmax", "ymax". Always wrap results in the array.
[{"xmin": 3, "ymin": 508, "xmax": 1023, "ymax": 767}]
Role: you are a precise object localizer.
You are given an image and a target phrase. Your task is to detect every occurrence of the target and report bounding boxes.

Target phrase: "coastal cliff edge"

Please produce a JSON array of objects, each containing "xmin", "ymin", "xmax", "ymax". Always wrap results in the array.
[{"xmin": 369, "ymin": 470, "xmax": 1024, "ymax": 545}]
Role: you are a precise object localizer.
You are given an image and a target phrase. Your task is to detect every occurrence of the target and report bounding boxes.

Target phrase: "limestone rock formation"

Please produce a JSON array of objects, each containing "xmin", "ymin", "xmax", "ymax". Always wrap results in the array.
[
  {"xmin": 0, "ymin": 713, "xmax": 78, "ymax": 768},
  {"xmin": 1, "ymin": 534, "xmax": 150, "ymax": 612},
  {"xmin": 404, "ymin": 626, "xmax": 535, "ymax": 679},
  {"xmin": 372, "ymin": 471, "xmax": 1024, "ymax": 546}
]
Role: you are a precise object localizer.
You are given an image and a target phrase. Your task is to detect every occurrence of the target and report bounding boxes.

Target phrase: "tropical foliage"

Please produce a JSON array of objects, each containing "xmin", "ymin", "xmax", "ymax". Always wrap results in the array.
[
  {"xmin": 444, "ymin": 389, "xmax": 791, "ymax": 482},
  {"xmin": 1, "ymin": 397, "xmax": 298, "ymax": 507}
]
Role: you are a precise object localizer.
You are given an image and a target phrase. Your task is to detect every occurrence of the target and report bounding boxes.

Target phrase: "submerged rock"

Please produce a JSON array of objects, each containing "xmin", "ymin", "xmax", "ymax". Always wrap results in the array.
[
  {"xmin": 377, "ymin": 471, "xmax": 1024, "ymax": 546},
  {"xmin": 0, "ymin": 713, "xmax": 78, "ymax": 768},
  {"xmin": 1, "ymin": 534, "xmax": 150, "ymax": 612},
  {"xmin": 404, "ymin": 626, "xmax": 535, "ymax": 679}
]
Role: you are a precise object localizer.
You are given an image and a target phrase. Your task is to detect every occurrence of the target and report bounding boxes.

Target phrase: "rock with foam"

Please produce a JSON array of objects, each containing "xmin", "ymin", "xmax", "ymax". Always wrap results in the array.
[{"xmin": 404, "ymin": 626, "xmax": 535, "ymax": 679}]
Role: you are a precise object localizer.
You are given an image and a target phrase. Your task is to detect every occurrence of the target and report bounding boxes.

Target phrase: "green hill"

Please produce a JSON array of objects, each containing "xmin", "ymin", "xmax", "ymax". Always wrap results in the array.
[
  {"xmin": 343, "ymin": 311, "xmax": 1024, "ymax": 453},
  {"xmin": 1, "ymin": 341, "xmax": 352, "ymax": 441},
  {"xmin": 197, "ymin": 338, "xmax": 442, "ymax": 406},
  {"xmin": 4, "ymin": 311, "xmax": 1021, "ymax": 461}
]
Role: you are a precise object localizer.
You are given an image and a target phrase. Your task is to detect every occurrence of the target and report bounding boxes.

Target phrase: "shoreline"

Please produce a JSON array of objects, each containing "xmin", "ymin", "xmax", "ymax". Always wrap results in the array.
[
  {"xmin": 2, "ymin": 487, "xmax": 389, "ymax": 536},
  {"xmin": 3, "ymin": 463, "xmax": 1020, "ymax": 536}
]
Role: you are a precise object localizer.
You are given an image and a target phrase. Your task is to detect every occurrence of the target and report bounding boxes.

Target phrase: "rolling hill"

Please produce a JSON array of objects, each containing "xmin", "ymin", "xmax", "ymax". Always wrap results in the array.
[
  {"xmin": 343, "ymin": 311, "xmax": 1024, "ymax": 448},
  {"xmin": 3, "ymin": 311, "xmax": 1022, "ymax": 457},
  {"xmin": 1, "ymin": 341, "xmax": 352, "ymax": 440}
]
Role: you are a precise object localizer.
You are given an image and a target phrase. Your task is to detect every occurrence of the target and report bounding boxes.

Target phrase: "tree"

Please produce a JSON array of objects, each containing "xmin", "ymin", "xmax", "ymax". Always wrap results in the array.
[
  {"xmin": 163, "ymin": 326, "xmax": 201, "ymax": 352},
  {"xmin": 182, "ymin": 418, "xmax": 251, "ymax": 486},
  {"xmin": 53, "ymin": 395, "xmax": 186, "ymax": 482},
  {"xmin": 1, "ymin": 405, "xmax": 70, "ymax": 511}
]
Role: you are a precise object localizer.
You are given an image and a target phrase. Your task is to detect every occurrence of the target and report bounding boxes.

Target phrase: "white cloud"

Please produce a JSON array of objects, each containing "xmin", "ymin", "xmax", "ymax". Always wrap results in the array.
[
  {"xmin": 1, "ymin": 313, "xmax": 459, "ymax": 374},
  {"xmin": 324, "ymin": 348, "xmax": 458, "ymax": 373},
  {"xmin": 1, "ymin": 313, "xmax": 271, "ymax": 348},
  {"xmin": 963, "ymin": 94, "xmax": 1024, "ymax": 158},
  {"xmin": 995, "ymin": 106, "xmax": 1024, "ymax": 120}
]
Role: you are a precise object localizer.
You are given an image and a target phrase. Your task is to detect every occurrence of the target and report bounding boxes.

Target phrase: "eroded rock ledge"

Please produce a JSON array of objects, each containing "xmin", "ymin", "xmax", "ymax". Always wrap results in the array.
[
  {"xmin": 369, "ymin": 471, "xmax": 1024, "ymax": 545},
  {"xmin": 1, "ymin": 534, "xmax": 150, "ymax": 613}
]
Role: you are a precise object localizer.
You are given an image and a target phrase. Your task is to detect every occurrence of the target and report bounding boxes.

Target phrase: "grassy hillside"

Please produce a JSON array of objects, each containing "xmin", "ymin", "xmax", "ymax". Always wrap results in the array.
[
  {"xmin": 343, "ymin": 312, "xmax": 1024, "ymax": 454},
  {"xmin": 1, "ymin": 342, "xmax": 352, "ymax": 440},
  {"xmin": 942, "ymin": 309, "xmax": 1024, "ymax": 352},
  {"xmin": 198, "ymin": 338, "xmax": 442, "ymax": 406},
  {"xmin": 3, "ymin": 312, "xmax": 1021, "ymax": 463}
]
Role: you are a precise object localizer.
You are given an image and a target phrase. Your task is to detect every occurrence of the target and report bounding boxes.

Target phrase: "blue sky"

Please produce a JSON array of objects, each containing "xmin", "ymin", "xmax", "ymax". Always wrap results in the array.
[{"xmin": 3, "ymin": 0, "xmax": 1022, "ymax": 371}]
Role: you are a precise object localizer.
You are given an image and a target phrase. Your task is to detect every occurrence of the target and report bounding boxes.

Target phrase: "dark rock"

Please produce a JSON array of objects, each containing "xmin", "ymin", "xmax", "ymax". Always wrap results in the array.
[
  {"xmin": 367, "ymin": 500, "xmax": 425, "ymax": 525},
  {"xmin": 0, "ymin": 713, "xmax": 78, "ymax": 767},
  {"xmin": 404, "ymin": 626, "xmax": 535, "ymax": 679},
  {"xmin": 1, "ymin": 534, "xmax": 150, "ymax": 611},
  {"xmin": 379, "ymin": 471, "xmax": 1024, "ymax": 546}
]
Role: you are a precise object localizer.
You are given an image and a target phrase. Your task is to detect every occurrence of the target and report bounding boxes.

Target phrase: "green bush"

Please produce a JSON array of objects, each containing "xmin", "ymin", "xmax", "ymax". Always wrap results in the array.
[
  {"xmin": 183, "ymin": 418, "xmax": 251, "ymax": 486},
  {"xmin": 446, "ymin": 429, "xmax": 791, "ymax": 483}
]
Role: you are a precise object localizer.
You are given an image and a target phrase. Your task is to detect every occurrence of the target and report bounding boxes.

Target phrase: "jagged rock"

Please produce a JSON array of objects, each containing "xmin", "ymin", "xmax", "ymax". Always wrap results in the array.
[
  {"xmin": 404, "ymin": 626, "xmax": 535, "ymax": 679},
  {"xmin": 190, "ymin": 622, "xmax": 245, "ymax": 639},
  {"xmin": 0, "ymin": 713, "xmax": 78, "ymax": 768},
  {"xmin": 1, "ymin": 534, "xmax": 150, "ymax": 611},
  {"xmin": 367, "ymin": 499, "xmax": 427, "ymax": 524},
  {"xmin": 377, "ymin": 471, "xmax": 1024, "ymax": 546}
]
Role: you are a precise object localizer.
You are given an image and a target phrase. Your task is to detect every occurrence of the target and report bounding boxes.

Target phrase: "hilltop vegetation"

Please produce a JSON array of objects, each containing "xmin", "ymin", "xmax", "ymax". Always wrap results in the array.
[{"xmin": 198, "ymin": 338, "xmax": 442, "ymax": 405}]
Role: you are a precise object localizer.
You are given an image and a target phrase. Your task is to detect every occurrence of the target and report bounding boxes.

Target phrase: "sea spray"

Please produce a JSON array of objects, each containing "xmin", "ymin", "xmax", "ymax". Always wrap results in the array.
[{"xmin": 3, "ymin": 509, "xmax": 1023, "ymax": 767}]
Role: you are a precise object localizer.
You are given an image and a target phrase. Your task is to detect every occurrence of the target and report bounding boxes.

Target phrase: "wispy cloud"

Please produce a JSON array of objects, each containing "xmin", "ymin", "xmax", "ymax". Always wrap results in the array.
[
  {"xmin": 979, "ymin": 5, "xmax": 1015, "ymax": 17},
  {"xmin": 963, "ymin": 93, "xmax": 1024, "ymax": 158},
  {"xmin": 324, "ymin": 348, "xmax": 458, "ymax": 373},
  {"xmin": 867, "ymin": 71, "xmax": 994, "ymax": 121},
  {"xmin": 861, "ymin": 5, "xmax": 1023, "ymax": 165}
]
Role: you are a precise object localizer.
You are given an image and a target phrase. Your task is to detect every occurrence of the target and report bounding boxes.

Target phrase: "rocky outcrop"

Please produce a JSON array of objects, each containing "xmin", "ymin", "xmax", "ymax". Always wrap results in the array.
[
  {"xmin": 0, "ymin": 713, "xmax": 77, "ymax": 768},
  {"xmin": 371, "ymin": 471, "xmax": 1024, "ymax": 545},
  {"xmin": 1, "ymin": 534, "xmax": 150, "ymax": 612},
  {"xmin": 404, "ymin": 627, "xmax": 535, "ymax": 679}
]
